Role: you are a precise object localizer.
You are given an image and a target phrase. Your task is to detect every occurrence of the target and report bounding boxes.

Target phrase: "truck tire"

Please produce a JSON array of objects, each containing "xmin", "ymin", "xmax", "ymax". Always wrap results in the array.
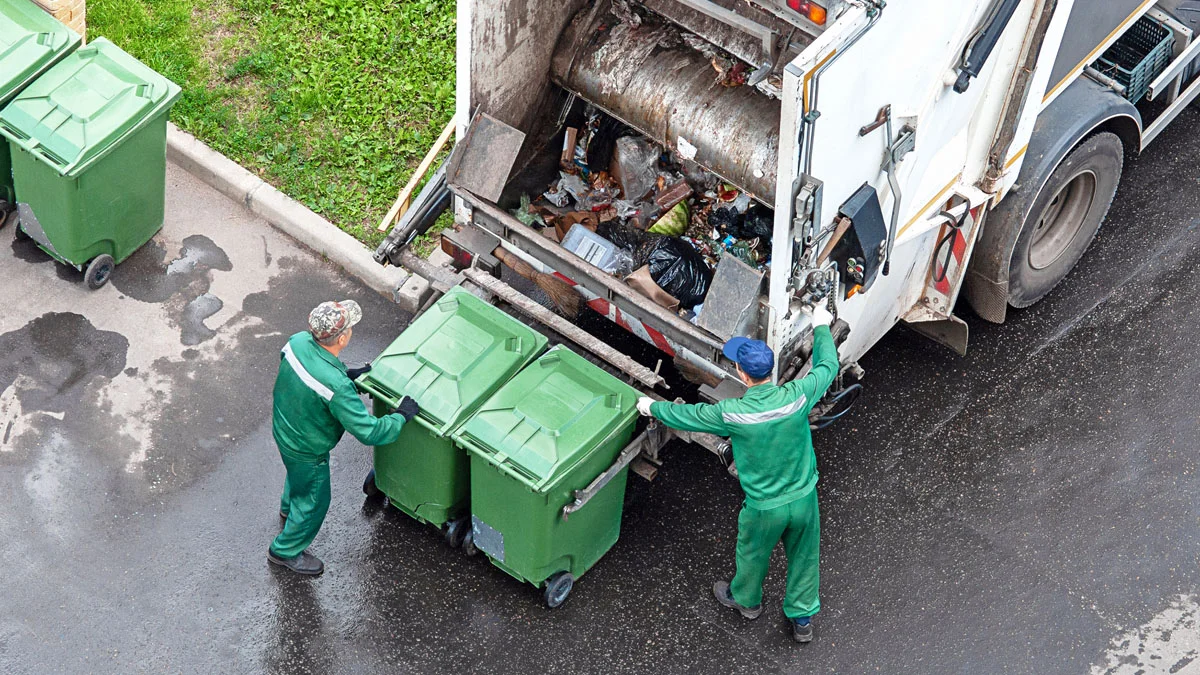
[{"xmin": 1007, "ymin": 132, "xmax": 1123, "ymax": 308}]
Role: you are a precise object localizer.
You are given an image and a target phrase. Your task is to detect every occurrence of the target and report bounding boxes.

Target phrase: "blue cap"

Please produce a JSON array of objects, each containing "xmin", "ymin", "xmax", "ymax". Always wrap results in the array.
[{"xmin": 722, "ymin": 336, "xmax": 774, "ymax": 379}]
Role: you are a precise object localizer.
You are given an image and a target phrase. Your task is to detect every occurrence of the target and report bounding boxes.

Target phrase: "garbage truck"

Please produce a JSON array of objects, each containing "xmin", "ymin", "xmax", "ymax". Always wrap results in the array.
[{"xmin": 377, "ymin": 0, "xmax": 1200, "ymax": 460}]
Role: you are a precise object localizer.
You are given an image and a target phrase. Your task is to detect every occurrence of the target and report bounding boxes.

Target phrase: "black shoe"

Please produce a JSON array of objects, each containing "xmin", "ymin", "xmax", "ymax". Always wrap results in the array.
[
  {"xmin": 280, "ymin": 510, "xmax": 288, "ymax": 520},
  {"xmin": 792, "ymin": 618, "xmax": 813, "ymax": 643},
  {"xmin": 267, "ymin": 549, "xmax": 324, "ymax": 576},
  {"xmin": 712, "ymin": 581, "xmax": 762, "ymax": 619}
]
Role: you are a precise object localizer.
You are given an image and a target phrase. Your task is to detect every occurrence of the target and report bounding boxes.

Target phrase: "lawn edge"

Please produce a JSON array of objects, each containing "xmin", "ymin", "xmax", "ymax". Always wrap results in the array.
[{"xmin": 166, "ymin": 122, "xmax": 411, "ymax": 301}]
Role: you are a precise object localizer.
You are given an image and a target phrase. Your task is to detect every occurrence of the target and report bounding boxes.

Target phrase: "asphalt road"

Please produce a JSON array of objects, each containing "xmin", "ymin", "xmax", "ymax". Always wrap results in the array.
[{"xmin": 2, "ymin": 111, "xmax": 1200, "ymax": 673}]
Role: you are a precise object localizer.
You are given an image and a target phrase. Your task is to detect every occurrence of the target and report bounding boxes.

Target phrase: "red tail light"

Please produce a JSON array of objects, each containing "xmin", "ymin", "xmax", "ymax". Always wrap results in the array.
[
  {"xmin": 440, "ymin": 236, "xmax": 474, "ymax": 270},
  {"xmin": 787, "ymin": 0, "xmax": 827, "ymax": 25}
]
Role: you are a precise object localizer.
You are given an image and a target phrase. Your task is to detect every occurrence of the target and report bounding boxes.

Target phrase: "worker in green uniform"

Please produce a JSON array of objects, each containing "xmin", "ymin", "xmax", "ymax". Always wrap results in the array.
[
  {"xmin": 268, "ymin": 299, "xmax": 420, "ymax": 576},
  {"xmin": 637, "ymin": 305, "xmax": 839, "ymax": 643}
]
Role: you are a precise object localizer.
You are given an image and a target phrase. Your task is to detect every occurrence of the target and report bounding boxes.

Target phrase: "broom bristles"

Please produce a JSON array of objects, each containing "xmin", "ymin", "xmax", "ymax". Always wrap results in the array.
[
  {"xmin": 538, "ymin": 274, "xmax": 581, "ymax": 317},
  {"xmin": 493, "ymin": 247, "xmax": 581, "ymax": 318}
]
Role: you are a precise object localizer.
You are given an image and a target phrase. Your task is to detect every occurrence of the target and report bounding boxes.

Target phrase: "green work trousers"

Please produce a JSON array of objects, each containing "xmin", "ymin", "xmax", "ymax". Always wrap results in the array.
[
  {"xmin": 270, "ymin": 454, "xmax": 331, "ymax": 559},
  {"xmin": 730, "ymin": 489, "xmax": 821, "ymax": 619}
]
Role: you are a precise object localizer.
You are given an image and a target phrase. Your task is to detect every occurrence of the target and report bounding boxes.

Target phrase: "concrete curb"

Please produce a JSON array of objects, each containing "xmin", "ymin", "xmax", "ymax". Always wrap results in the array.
[{"xmin": 165, "ymin": 123, "xmax": 410, "ymax": 300}]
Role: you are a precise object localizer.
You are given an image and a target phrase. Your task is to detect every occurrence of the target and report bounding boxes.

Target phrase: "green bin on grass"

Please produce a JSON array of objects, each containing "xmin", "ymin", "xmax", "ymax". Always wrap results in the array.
[
  {"xmin": 355, "ymin": 287, "xmax": 547, "ymax": 545},
  {"xmin": 0, "ymin": 0, "xmax": 81, "ymax": 216},
  {"xmin": 0, "ymin": 37, "xmax": 181, "ymax": 288},
  {"xmin": 453, "ymin": 345, "xmax": 639, "ymax": 607}
]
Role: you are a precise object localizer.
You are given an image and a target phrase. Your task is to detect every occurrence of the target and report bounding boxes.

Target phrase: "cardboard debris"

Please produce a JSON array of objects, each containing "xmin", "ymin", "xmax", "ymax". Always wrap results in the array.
[{"xmin": 625, "ymin": 265, "xmax": 680, "ymax": 311}]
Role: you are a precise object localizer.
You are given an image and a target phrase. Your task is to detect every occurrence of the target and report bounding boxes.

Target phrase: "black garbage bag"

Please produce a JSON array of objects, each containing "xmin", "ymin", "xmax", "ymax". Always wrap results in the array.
[
  {"xmin": 597, "ymin": 219, "xmax": 646, "ymax": 253},
  {"xmin": 742, "ymin": 205, "xmax": 773, "ymax": 243},
  {"xmin": 708, "ymin": 206, "xmax": 743, "ymax": 234},
  {"xmin": 586, "ymin": 117, "xmax": 625, "ymax": 171},
  {"xmin": 642, "ymin": 237, "xmax": 712, "ymax": 309}
]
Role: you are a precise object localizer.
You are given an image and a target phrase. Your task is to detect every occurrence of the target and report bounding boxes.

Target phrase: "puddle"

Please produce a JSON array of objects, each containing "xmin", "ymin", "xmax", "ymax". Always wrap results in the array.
[
  {"xmin": 112, "ymin": 234, "xmax": 231, "ymax": 304},
  {"xmin": 0, "ymin": 312, "xmax": 128, "ymax": 417},
  {"xmin": 181, "ymin": 293, "xmax": 224, "ymax": 346},
  {"xmin": 1092, "ymin": 595, "xmax": 1200, "ymax": 675}
]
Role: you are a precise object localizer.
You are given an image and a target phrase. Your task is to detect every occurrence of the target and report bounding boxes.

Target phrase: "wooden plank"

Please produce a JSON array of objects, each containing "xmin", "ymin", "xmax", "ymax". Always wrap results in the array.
[{"xmin": 377, "ymin": 115, "xmax": 457, "ymax": 232}]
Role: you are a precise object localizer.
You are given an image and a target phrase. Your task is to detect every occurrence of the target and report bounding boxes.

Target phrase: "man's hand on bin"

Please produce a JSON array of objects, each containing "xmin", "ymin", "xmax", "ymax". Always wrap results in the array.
[
  {"xmin": 636, "ymin": 397, "xmax": 655, "ymax": 417},
  {"xmin": 346, "ymin": 364, "xmax": 372, "ymax": 380},
  {"xmin": 395, "ymin": 396, "xmax": 420, "ymax": 422}
]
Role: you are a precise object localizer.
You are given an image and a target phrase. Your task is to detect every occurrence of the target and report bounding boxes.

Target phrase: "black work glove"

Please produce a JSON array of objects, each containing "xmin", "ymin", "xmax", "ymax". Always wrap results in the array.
[
  {"xmin": 346, "ymin": 364, "xmax": 372, "ymax": 380},
  {"xmin": 394, "ymin": 396, "xmax": 420, "ymax": 422}
]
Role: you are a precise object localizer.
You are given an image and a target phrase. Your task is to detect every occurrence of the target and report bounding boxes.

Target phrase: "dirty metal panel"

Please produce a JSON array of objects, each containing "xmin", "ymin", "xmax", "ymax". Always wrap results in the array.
[
  {"xmin": 465, "ymin": 0, "xmax": 589, "ymax": 149},
  {"xmin": 16, "ymin": 204, "xmax": 73, "ymax": 268},
  {"xmin": 641, "ymin": 0, "xmax": 808, "ymax": 67},
  {"xmin": 552, "ymin": 10, "xmax": 782, "ymax": 204},
  {"xmin": 472, "ymin": 515, "xmax": 505, "ymax": 562},
  {"xmin": 903, "ymin": 315, "xmax": 969, "ymax": 356},
  {"xmin": 445, "ymin": 112, "xmax": 526, "ymax": 203},
  {"xmin": 696, "ymin": 254, "xmax": 765, "ymax": 340}
]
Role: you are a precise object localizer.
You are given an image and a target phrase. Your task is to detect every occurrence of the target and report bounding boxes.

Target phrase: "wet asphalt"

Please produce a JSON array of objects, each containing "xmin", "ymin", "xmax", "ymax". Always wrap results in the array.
[{"xmin": 3, "ymin": 111, "xmax": 1200, "ymax": 673}]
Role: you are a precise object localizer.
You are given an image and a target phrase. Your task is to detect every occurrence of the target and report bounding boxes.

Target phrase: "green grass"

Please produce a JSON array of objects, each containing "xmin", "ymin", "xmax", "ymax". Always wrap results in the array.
[{"xmin": 87, "ymin": 0, "xmax": 456, "ymax": 249}]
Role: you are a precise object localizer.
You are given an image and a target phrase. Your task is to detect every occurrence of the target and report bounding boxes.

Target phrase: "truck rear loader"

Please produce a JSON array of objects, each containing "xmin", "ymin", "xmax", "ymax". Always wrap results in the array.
[{"xmin": 375, "ymin": 0, "xmax": 1199, "ymax": 514}]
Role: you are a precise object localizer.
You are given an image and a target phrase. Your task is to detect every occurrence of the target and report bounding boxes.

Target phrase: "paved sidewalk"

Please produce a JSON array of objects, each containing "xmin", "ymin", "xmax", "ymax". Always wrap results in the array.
[
  {"xmin": 0, "ymin": 161, "xmax": 413, "ymax": 672},
  {"xmin": 2, "ymin": 126, "xmax": 1199, "ymax": 673}
]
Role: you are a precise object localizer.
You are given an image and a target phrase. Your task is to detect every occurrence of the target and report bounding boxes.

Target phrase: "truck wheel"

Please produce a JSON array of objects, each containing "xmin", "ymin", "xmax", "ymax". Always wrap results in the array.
[
  {"xmin": 85, "ymin": 255, "xmax": 115, "ymax": 290},
  {"xmin": 1007, "ymin": 132, "xmax": 1123, "ymax": 308},
  {"xmin": 543, "ymin": 571, "xmax": 574, "ymax": 609}
]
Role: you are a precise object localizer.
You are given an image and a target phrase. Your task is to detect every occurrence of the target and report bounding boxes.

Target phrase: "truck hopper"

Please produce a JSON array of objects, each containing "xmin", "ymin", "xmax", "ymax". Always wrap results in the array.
[{"xmin": 551, "ymin": 8, "xmax": 784, "ymax": 205}]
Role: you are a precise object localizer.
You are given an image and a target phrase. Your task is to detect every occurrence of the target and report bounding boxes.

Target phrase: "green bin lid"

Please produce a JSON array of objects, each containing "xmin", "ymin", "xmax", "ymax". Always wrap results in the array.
[
  {"xmin": 358, "ymin": 287, "xmax": 548, "ymax": 433},
  {"xmin": 455, "ymin": 346, "xmax": 639, "ymax": 491},
  {"xmin": 0, "ymin": 0, "xmax": 80, "ymax": 105},
  {"xmin": 0, "ymin": 37, "xmax": 181, "ymax": 177}
]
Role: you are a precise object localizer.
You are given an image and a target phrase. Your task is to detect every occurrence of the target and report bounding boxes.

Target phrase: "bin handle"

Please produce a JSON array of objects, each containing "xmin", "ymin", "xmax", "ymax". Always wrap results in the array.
[
  {"xmin": 0, "ymin": 120, "xmax": 30, "ymax": 141},
  {"xmin": 558, "ymin": 420, "xmax": 645, "ymax": 520},
  {"xmin": 461, "ymin": 436, "xmax": 543, "ymax": 485},
  {"xmin": 487, "ymin": 452, "xmax": 541, "ymax": 485},
  {"xmin": 354, "ymin": 377, "xmax": 401, "ymax": 409}
]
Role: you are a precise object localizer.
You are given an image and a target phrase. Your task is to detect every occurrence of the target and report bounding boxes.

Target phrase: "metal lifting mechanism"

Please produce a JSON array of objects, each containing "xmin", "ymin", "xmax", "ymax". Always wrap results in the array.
[
  {"xmin": 667, "ymin": 0, "xmax": 780, "ymax": 85},
  {"xmin": 785, "ymin": 1, "xmax": 885, "ymax": 311},
  {"xmin": 857, "ymin": 104, "xmax": 915, "ymax": 276},
  {"xmin": 954, "ymin": 0, "xmax": 1023, "ymax": 93}
]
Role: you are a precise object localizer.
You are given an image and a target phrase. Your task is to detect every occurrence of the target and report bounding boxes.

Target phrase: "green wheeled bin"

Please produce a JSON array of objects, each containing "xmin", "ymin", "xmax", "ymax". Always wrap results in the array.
[
  {"xmin": 0, "ymin": 37, "xmax": 181, "ymax": 289},
  {"xmin": 453, "ymin": 345, "xmax": 639, "ymax": 608},
  {"xmin": 355, "ymin": 287, "xmax": 548, "ymax": 548},
  {"xmin": 0, "ymin": 0, "xmax": 81, "ymax": 223}
]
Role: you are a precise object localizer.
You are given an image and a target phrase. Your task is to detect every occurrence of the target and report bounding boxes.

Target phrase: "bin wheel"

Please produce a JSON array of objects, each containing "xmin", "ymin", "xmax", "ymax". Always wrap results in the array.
[
  {"xmin": 362, "ymin": 469, "xmax": 380, "ymax": 497},
  {"xmin": 0, "ymin": 204, "xmax": 13, "ymax": 230},
  {"xmin": 13, "ymin": 221, "xmax": 29, "ymax": 240},
  {"xmin": 462, "ymin": 528, "xmax": 478, "ymax": 557},
  {"xmin": 444, "ymin": 517, "xmax": 469, "ymax": 548},
  {"xmin": 85, "ymin": 254, "xmax": 115, "ymax": 290},
  {"xmin": 543, "ymin": 571, "xmax": 574, "ymax": 609}
]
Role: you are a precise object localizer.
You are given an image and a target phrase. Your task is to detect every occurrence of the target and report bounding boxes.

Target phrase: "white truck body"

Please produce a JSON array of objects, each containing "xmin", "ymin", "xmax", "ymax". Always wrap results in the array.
[{"xmin": 400, "ymin": 0, "xmax": 1194, "ymax": 403}]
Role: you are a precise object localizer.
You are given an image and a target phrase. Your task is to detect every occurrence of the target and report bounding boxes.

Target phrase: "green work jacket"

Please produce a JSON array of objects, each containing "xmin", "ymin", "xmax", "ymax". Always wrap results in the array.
[
  {"xmin": 272, "ymin": 332, "xmax": 406, "ymax": 462},
  {"xmin": 651, "ymin": 326, "xmax": 839, "ymax": 509}
]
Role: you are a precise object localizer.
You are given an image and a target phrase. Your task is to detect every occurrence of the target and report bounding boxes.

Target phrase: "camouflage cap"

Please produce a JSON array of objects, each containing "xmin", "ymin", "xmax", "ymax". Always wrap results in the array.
[{"xmin": 308, "ymin": 300, "xmax": 362, "ymax": 340}]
